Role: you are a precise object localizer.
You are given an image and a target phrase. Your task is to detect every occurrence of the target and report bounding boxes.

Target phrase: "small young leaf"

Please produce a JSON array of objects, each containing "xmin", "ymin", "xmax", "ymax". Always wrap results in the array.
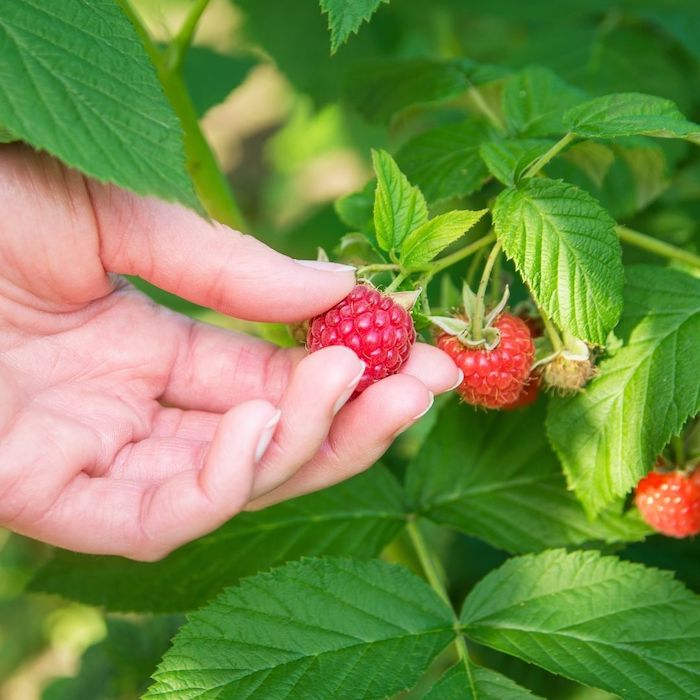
[
  {"xmin": 372, "ymin": 149, "xmax": 428, "ymax": 252},
  {"xmin": 0, "ymin": 0, "xmax": 199, "ymax": 210},
  {"xmin": 547, "ymin": 266, "xmax": 700, "ymax": 515},
  {"xmin": 406, "ymin": 400, "xmax": 649, "ymax": 553},
  {"xmin": 479, "ymin": 139, "xmax": 555, "ymax": 185},
  {"xmin": 319, "ymin": 0, "xmax": 388, "ymax": 54},
  {"xmin": 503, "ymin": 66, "xmax": 586, "ymax": 137},
  {"xmin": 461, "ymin": 549, "xmax": 700, "ymax": 700},
  {"xmin": 564, "ymin": 93, "xmax": 700, "ymax": 141},
  {"xmin": 335, "ymin": 181, "xmax": 375, "ymax": 234},
  {"xmin": 400, "ymin": 209, "xmax": 487, "ymax": 268},
  {"xmin": 397, "ymin": 121, "xmax": 491, "ymax": 203},
  {"xmin": 424, "ymin": 663, "xmax": 542, "ymax": 700},
  {"xmin": 30, "ymin": 466, "xmax": 407, "ymax": 612},
  {"xmin": 145, "ymin": 558, "xmax": 454, "ymax": 700},
  {"xmin": 492, "ymin": 178, "xmax": 623, "ymax": 345}
]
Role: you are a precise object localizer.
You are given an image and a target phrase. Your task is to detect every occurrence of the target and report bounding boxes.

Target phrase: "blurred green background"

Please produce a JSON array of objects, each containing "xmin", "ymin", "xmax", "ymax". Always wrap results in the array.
[{"xmin": 3, "ymin": 0, "xmax": 700, "ymax": 697}]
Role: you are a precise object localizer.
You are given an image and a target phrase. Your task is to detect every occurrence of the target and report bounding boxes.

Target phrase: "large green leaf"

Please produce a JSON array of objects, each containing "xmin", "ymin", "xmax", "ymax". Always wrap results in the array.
[
  {"xmin": 492, "ymin": 178, "xmax": 623, "ymax": 344},
  {"xmin": 564, "ymin": 93, "xmax": 700, "ymax": 141},
  {"xmin": 547, "ymin": 266, "xmax": 700, "ymax": 515},
  {"xmin": 372, "ymin": 149, "xmax": 428, "ymax": 252},
  {"xmin": 424, "ymin": 664, "xmax": 542, "ymax": 700},
  {"xmin": 400, "ymin": 209, "xmax": 487, "ymax": 268},
  {"xmin": 30, "ymin": 466, "xmax": 407, "ymax": 612},
  {"xmin": 406, "ymin": 400, "xmax": 649, "ymax": 553},
  {"xmin": 461, "ymin": 549, "xmax": 700, "ymax": 700},
  {"xmin": 502, "ymin": 66, "xmax": 585, "ymax": 137},
  {"xmin": 144, "ymin": 558, "xmax": 454, "ymax": 700},
  {"xmin": 0, "ymin": 0, "xmax": 198, "ymax": 209},
  {"xmin": 397, "ymin": 121, "xmax": 490, "ymax": 203},
  {"xmin": 319, "ymin": 0, "xmax": 388, "ymax": 54}
]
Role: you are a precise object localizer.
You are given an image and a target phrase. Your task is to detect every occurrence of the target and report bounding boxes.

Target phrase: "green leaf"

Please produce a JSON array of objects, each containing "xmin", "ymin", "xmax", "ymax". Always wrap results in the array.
[
  {"xmin": 547, "ymin": 266, "xmax": 700, "ymax": 515},
  {"xmin": 346, "ymin": 58, "xmax": 506, "ymax": 123},
  {"xmin": 145, "ymin": 558, "xmax": 454, "ymax": 700},
  {"xmin": 564, "ymin": 93, "xmax": 700, "ymax": 141},
  {"xmin": 492, "ymin": 178, "xmax": 623, "ymax": 344},
  {"xmin": 372, "ymin": 149, "xmax": 428, "ymax": 252},
  {"xmin": 425, "ymin": 664, "xmax": 542, "ymax": 700},
  {"xmin": 406, "ymin": 400, "xmax": 649, "ymax": 553},
  {"xmin": 0, "ymin": 0, "xmax": 198, "ymax": 210},
  {"xmin": 461, "ymin": 549, "xmax": 700, "ymax": 700},
  {"xmin": 42, "ymin": 617, "xmax": 181, "ymax": 700},
  {"xmin": 0, "ymin": 125, "xmax": 17, "ymax": 143},
  {"xmin": 503, "ymin": 66, "xmax": 586, "ymax": 137},
  {"xmin": 396, "ymin": 121, "xmax": 490, "ymax": 203},
  {"xmin": 319, "ymin": 0, "xmax": 388, "ymax": 54},
  {"xmin": 183, "ymin": 46, "xmax": 257, "ymax": 117},
  {"xmin": 400, "ymin": 209, "xmax": 487, "ymax": 268},
  {"xmin": 30, "ymin": 466, "xmax": 407, "ymax": 612},
  {"xmin": 334, "ymin": 181, "xmax": 375, "ymax": 234},
  {"xmin": 479, "ymin": 138, "xmax": 555, "ymax": 185}
]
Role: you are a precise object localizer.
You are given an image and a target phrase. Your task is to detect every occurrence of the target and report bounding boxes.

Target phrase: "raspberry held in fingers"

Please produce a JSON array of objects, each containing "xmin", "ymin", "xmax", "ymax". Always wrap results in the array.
[{"xmin": 307, "ymin": 285, "xmax": 416, "ymax": 396}]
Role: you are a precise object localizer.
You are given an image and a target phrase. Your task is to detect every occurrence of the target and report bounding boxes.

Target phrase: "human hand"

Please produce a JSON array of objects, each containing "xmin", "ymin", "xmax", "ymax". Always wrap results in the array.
[{"xmin": 0, "ymin": 145, "xmax": 460, "ymax": 560}]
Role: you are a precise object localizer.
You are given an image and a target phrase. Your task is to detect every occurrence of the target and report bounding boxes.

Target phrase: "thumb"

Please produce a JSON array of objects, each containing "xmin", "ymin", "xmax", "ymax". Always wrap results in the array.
[{"xmin": 92, "ymin": 183, "xmax": 356, "ymax": 322}]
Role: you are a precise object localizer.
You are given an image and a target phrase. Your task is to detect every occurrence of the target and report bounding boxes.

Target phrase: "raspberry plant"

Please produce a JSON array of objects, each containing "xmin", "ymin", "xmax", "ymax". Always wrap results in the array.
[{"xmin": 3, "ymin": 1, "xmax": 700, "ymax": 698}]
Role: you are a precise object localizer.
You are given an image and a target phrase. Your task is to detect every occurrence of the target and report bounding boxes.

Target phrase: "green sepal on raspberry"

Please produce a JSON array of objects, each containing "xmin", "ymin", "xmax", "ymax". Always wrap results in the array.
[
  {"xmin": 635, "ymin": 468, "xmax": 700, "ymax": 538},
  {"xmin": 307, "ymin": 284, "xmax": 417, "ymax": 396},
  {"xmin": 431, "ymin": 283, "xmax": 535, "ymax": 409}
]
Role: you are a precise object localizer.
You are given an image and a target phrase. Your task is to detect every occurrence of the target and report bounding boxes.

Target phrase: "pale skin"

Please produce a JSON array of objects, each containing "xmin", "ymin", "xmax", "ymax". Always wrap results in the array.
[{"xmin": 0, "ymin": 145, "xmax": 461, "ymax": 561}]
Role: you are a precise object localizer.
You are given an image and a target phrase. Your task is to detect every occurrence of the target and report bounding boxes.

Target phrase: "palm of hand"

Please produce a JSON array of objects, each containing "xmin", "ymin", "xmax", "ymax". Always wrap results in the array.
[{"xmin": 0, "ymin": 146, "xmax": 457, "ymax": 560}]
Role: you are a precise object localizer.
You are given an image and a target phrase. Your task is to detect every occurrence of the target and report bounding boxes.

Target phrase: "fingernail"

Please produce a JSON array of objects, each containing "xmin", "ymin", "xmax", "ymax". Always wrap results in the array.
[
  {"xmin": 393, "ymin": 393, "xmax": 434, "ymax": 438},
  {"xmin": 332, "ymin": 362, "xmax": 366, "ymax": 415},
  {"xmin": 448, "ymin": 370, "xmax": 464, "ymax": 392},
  {"xmin": 296, "ymin": 259, "xmax": 356, "ymax": 273},
  {"xmin": 254, "ymin": 410, "xmax": 282, "ymax": 463}
]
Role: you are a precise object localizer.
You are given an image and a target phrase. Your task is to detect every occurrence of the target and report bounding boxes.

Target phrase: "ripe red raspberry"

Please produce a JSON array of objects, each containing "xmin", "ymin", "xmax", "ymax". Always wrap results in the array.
[
  {"xmin": 635, "ymin": 469, "xmax": 700, "ymax": 538},
  {"xmin": 307, "ymin": 284, "xmax": 416, "ymax": 395},
  {"xmin": 438, "ymin": 314, "xmax": 534, "ymax": 409}
]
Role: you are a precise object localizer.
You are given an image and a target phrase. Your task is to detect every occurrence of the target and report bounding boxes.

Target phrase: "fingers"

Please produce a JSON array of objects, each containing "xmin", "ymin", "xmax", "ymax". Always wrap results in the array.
[
  {"xmin": 22, "ymin": 400, "xmax": 280, "ymax": 559},
  {"xmin": 247, "ymin": 374, "xmax": 433, "ymax": 509},
  {"xmin": 161, "ymin": 316, "xmax": 307, "ymax": 410},
  {"xmin": 250, "ymin": 346, "xmax": 365, "ymax": 498},
  {"xmin": 400, "ymin": 342, "xmax": 462, "ymax": 394},
  {"xmin": 91, "ymin": 183, "xmax": 356, "ymax": 322}
]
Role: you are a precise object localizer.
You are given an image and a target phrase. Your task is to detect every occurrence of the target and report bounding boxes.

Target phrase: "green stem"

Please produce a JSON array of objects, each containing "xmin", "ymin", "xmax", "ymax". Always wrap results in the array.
[
  {"xmin": 165, "ymin": 0, "xmax": 212, "ymax": 72},
  {"xmin": 406, "ymin": 520, "xmax": 477, "ymax": 695},
  {"xmin": 357, "ymin": 263, "xmax": 401, "ymax": 275},
  {"xmin": 385, "ymin": 273, "xmax": 406, "ymax": 293},
  {"xmin": 412, "ymin": 232, "xmax": 497, "ymax": 275},
  {"xmin": 121, "ymin": 1, "xmax": 246, "ymax": 229},
  {"xmin": 523, "ymin": 132, "xmax": 576, "ymax": 178},
  {"xmin": 540, "ymin": 309, "xmax": 564, "ymax": 352},
  {"xmin": 616, "ymin": 226, "xmax": 700, "ymax": 269},
  {"xmin": 467, "ymin": 86, "xmax": 505, "ymax": 131},
  {"xmin": 471, "ymin": 240, "xmax": 502, "ymax": 341}
]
